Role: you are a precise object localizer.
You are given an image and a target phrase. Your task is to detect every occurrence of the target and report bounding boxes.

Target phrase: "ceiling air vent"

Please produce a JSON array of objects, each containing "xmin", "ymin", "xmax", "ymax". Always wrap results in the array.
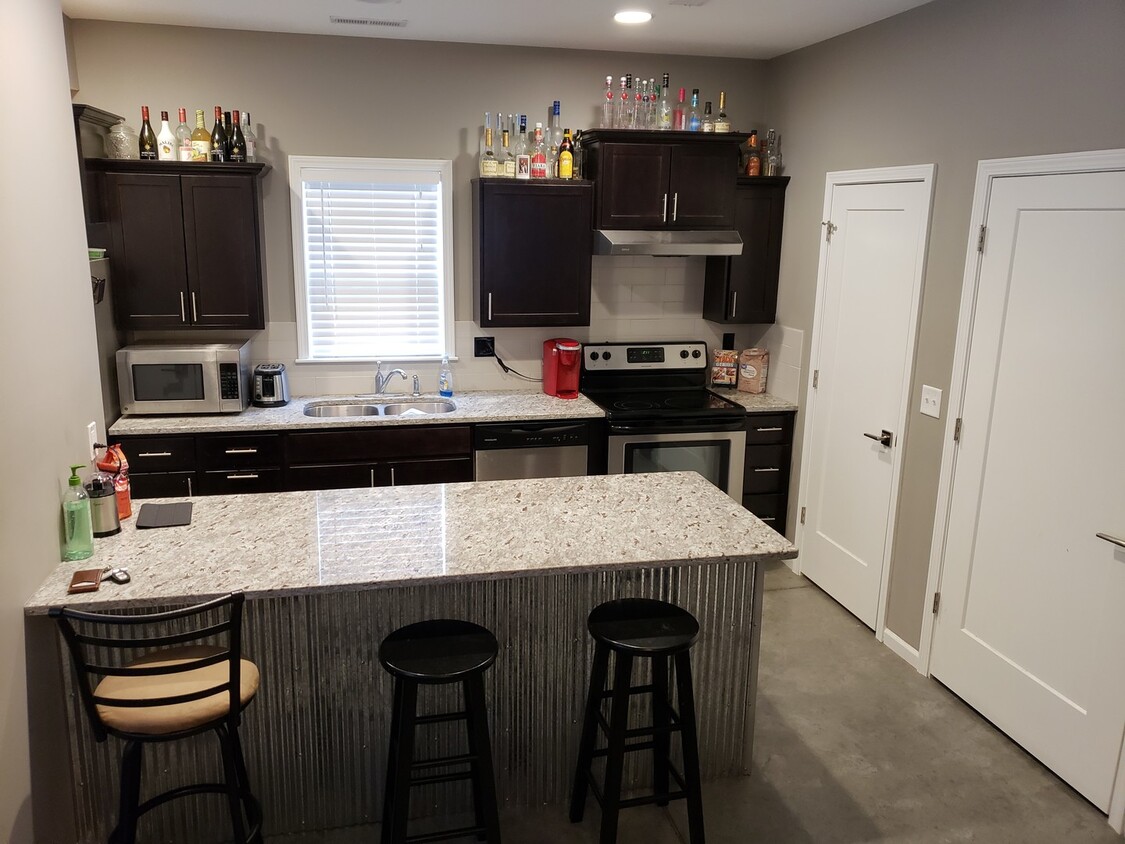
[
  {"xmin": 329, "ymin": 16, "xmax": 407, "ymax": 27},
  {"xmin": 669, "ymin": 0, "xmax": 709, "ymax": 6}
]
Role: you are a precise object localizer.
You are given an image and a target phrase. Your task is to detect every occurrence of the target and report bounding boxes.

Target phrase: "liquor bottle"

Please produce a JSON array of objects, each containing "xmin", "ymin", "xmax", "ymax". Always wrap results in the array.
[
  {"xmin": 210, "ymin": 106, "xmax": 228, "ymax": 162},
  {"xmin": 175, "ymin": 108, "xmax": 193, "ymax": 161},
  {"xmin": 500, "ymin": 128, "xmax": 516, "ymax": 178},
  {"xmin": 557, "ymin": 129, "xmax": 574, "ymax": 179},
  {"xmin": 714, "ymin": 92, "xmax": 731, "ymax": 133},
  {"xmin": 701, "ymin": 102, "xmax": 715, "ymax": 133},
  {"xmin": 618, "ymin": 75, "xmax": 631, "ymax": 129},
  {"xmin": 515, "ymin": 115, "xmax": 531, "ymax": 179},
  {"xmin": 549, "ymin": 101, "xmax": 563, "ymax": 150},
  {"xmin": 138, "ymin": 106, "xmax": 157, "ymax": 160},
  {"xmin": 479, "ymin": 116, "xmax": 499, "ymax": 177},
  {"xmin": 633, "ymin": 76, "xmax": 644, "ymax": 129},
  {"xmin": 229, "ymin": 110, "xmax": 247, "ymax": 163},
  {"xmin": 602, "ymin": 75, "xmax": 614, "ymax": 128},
  {"xmin": 745, "ymin": 129, "xmax": 761, "ymax": 176},
  {"xmin": 658, "ymin": 73, "xmax": 672, "ymax": 130},
  {"xmin": 765, "ymin": 128, "xmax": 782, "ymax": 175},
  {"xmin": 156, "ymin": 110, "xmax": 176, "ymax": 160},
  {"xmin": 242, "ymin": 112, "xmax": 258, "ymax": 162},
  {"xmin": 223, "ymin": 111, "xmax": 233, "ymax": 157},
  {"xmin": 646, "ymin": 78, "xmax": 657, "ymax": 129},
  {"xmin": 548, "ymin": 101, "xmax": 563, "ymax": 175},
  {"xmin": 688, "ymin": 89, "xmax": 701, "ymax": 131},
  {"xmin": 572, "ymin": 129, "xmax": 584, "ymax": 179},
  {"xmin": 190, "ymin": 109, "xmax": 210, "ymax": 162},
  {"xmin": 479, "ymin": 112, "xmax": 491, "ymax": 161},
  {"xmin": 530, "ymin": 123, "xmax": 549, "ymax": 179},
  {"xmin": 673, "ymin": 87, "xmax": 686, "ymax": 131}
]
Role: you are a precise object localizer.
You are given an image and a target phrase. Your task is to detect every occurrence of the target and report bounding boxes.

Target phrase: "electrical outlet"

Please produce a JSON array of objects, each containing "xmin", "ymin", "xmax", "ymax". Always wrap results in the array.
[
  {"xmin": 86, "ymin": 421, "xmax": 99, "ymax": 459},
  {"xmin": 474, "ymin": 336, "xmax": 496, "ymax": 357},
  {"xmin": 920, "ymin": 385, "xmax": 942, "ymax": 419}
]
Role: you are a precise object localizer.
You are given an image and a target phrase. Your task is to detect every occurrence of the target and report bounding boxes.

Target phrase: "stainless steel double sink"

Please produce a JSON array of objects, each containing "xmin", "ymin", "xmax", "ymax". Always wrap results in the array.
[{"xmin": 303, "ymin": 400, "xmax": 456, "ymax": 418}]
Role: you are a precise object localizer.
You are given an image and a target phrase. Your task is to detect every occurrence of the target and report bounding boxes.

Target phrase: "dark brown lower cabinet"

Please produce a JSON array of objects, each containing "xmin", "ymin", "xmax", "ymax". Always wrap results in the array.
[
  {"xmin": 742, "ymin": 411, "xmax": 796, "ymax": 534},
  {"xmin": 383, "ymin": 457, "xmax": 473, "ymax": 487},
  {"xmin": 128, "ymin": 471, "xmax": 195, "ymax": 500}
]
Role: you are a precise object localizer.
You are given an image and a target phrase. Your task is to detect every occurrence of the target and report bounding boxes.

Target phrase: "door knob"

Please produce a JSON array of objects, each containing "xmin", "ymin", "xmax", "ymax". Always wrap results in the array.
[{"xmin": 863, "ymin": 429, "xmax": 893, "ymax": 447}]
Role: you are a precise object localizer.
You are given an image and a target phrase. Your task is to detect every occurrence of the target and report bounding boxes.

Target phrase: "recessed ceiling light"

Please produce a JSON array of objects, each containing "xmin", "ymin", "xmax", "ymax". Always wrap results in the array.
[{"xmin": 614, "ymin": 10, "xmax": 653, "ymax": 24}]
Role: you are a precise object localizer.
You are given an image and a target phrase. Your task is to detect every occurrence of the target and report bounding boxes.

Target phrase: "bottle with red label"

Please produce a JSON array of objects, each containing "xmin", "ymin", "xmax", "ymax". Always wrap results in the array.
[{"xmin": 530, "ymin": 123, "xmax": 548, "ymax": 178}]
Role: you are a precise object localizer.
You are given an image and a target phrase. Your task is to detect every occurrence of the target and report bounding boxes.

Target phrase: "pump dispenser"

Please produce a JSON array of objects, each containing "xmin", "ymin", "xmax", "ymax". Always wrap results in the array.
[{"xmin": 62, "ymin": 464, "xmax": 95, "ymax": 561}]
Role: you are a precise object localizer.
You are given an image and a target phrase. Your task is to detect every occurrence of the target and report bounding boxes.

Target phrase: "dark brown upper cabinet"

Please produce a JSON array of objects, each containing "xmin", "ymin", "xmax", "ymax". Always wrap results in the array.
[
  {"xmin": 89, "ymin": 159, "xmax": 269, "ymax": 331},
  {"xmin": 473, "ymin": 178, "xmax": 593, "ymax": 328},
  {"xmin": 703, "ymin": 177, "xmax": 789, "ymax": 324},
  {"xmin": 580, "ymin": 130, "xmax": 746, "ymax": 230}
]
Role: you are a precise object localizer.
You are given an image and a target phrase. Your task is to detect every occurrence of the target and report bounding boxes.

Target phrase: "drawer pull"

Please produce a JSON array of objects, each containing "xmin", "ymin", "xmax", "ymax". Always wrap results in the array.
[
  {"xmin": 755, "ymin": 427, "xmax": 784, "ymax": 433},
  {"xmin": 225, "ymin": 448, "xmax": 259, "ymax": 454},
  {"xmin": 753, "ymin": 467, "xmax": 780, "ymax": 473},
  {"xmin": 1097, "ymin": 532, "xmax": 1125, "ymax": 550},
  {"xmin": 138, "ymin": 451, "xmax": 173, "ymax": 458},
  {"xmin": 760, "ymin": 516, "xmax": 777, "ymax": 522},
  {"xmin": 226, "ymin": 473, "xmax": 259, "ymax": 480}
]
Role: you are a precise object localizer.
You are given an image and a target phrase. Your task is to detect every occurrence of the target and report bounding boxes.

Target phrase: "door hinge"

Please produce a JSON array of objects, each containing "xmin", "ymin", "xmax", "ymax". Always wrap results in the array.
[
  {"xmin": 932, "ymin": 591, "xmax": 941, "ymax": 614},
  {"xmin": 977, "ymin": 224, "xmax": 987, "ymax": 253},
  {"xmin": 812, "ymin": 370, "xmax": 819, "ymax": 389},
  {"xmin": 953, "ymin": 417, "xmax": 962, "ymax": 442},
  {"xmin": 823, "ymin": 221, "xmax": 837, "ymax": 242},
  {"xmin": 800, "ymin": 506, "xmax": 806, "ymax": 525}
]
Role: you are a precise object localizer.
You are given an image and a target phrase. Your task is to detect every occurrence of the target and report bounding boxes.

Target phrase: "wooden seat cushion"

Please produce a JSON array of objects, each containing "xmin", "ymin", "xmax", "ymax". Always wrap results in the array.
[{"xmin": 94, "ymin": 644, "xmax": 259, "ymax": 735}]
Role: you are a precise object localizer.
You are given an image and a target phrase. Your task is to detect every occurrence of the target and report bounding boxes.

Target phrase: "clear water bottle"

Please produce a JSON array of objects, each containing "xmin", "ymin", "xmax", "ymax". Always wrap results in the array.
[
  {"xmin": 438, "ymin": 356, "xmax": 453, "ymax": 398},
  {"xmin": 62, "ymin": 464, "xmax": 95, "ymax": 561}
]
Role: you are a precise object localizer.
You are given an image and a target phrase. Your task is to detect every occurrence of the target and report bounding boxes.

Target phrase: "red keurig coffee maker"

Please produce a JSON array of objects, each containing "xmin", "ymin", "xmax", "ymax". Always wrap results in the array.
[{"xmin": 542, "ymin": 338, "xmax": 581, "ymax": 399}]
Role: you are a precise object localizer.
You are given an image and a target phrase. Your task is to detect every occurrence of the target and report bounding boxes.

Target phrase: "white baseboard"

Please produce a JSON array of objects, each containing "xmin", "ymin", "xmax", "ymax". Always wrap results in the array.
[{"xmin": 882, "ymin": 628, "xmax": 925, "ymax": 674}]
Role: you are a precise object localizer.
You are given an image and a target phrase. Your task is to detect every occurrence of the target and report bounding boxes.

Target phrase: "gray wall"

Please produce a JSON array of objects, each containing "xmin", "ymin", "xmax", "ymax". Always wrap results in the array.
[
  {"xmin": 764, "ymin": 0, "xmax": 1125, "ymax": 647},
  {"xmin": 0, "ymin": 1, "xmax": 106, "ymax": 840}
]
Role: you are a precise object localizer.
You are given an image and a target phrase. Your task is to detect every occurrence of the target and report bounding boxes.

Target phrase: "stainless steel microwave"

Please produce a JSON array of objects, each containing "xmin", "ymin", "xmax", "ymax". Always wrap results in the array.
[{"xmin": 116, "ymin": 342, "xmax": 251, "ymax": 415}]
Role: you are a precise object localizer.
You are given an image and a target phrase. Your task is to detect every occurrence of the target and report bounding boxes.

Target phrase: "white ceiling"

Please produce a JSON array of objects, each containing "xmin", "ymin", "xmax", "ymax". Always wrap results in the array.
[{"xmin": 62, "ymin": 0, "xmax": 936, "ymax": 60}]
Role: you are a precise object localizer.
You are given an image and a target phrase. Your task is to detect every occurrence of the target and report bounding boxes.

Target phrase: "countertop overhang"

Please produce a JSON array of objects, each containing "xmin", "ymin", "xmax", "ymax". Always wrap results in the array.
[{"xmin": 26, "ymin": 472, "xmax": 796, "ymax": 614}]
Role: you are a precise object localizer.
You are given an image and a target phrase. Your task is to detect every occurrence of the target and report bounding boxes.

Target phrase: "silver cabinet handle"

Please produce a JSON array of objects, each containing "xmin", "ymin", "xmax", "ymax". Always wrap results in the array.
[
  {"xmin": 226, "ymin": 473, "xmax": 259, "ymax": 480},
  {"xmin": 179, "ymin": 292, "xmax": 186, "ymax": 323},
  {"xmin": 662, "ymin": 193, "xmax": 668, "ymax": 223},
  {"xmin": 370, "ymin": 468, "xmax": 376, "ymax": 488},
  {"xmin": 488, "ymin": 292, "xmax": 493, "ymax": 321},
  {"xmin": 672, "ymin": 192, "xmax": 678, "ymax": 222},
  {"xmin": 390, "ymin": 466, "xmax": 396, "ymax": 486},
  {"xmin": 1097, "ymin": 532, "xmax": 1125, "ymax": 550},
  {"xmin": 756, "ymin": 427, "xmax": 783, "ymax": 433},
  {"xmin": 225, "ymin": 448, "xmax": 258, "ymax": 454},
  {"xmin": 138, "ymin": 451, "xmax": 173, "ymax": 458},
  {"xmin": 187, "ymin": 477, "xmax": 192, "ymax": 497},
  {"xmin": 760, "ymin": 516, "xmax": 777, "ymax": 522},
  {"xmin": 753, "ymin": 467, "xmax": 781, "ymax": 473},
  {"xmin": 731, "ymin": 291, "xmax": 738, "ymax": 318},
  {"xmin": 190, "ymin": 291, "xmax": 198, "ymax": 322}
]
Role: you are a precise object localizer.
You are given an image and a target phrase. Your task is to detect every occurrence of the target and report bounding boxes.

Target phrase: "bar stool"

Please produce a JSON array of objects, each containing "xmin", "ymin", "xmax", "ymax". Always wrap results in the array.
[
  {"xmin": 50, "ymin": 592, "xmax": 262, "ymax": 844},
  {"xmin": 570, "ymin": 598, "xmax": 705, "ymax": 844},
  {"xmin": 379, "ymin": 619, "xmax": 502, "ymax": 844}
]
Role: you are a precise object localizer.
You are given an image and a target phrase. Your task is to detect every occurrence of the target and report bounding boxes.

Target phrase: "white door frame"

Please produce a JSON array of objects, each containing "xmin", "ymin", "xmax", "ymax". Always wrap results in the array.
[
  {"xmin": 795, "ymin": 164, "xmax": 936, "ymax": 655},
  {"xmin": 919, "ymin": 148, "xmax": 1125, "ymax": 835}
]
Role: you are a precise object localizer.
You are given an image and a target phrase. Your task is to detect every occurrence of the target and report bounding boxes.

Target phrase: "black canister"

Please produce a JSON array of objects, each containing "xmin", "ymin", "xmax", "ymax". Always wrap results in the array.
[{"xmin": 85, "ymin": 473, "xmax": 121, "ymax": 538}]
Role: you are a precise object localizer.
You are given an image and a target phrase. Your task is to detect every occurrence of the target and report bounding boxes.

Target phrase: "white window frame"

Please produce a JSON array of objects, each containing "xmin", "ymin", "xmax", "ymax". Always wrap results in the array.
[{"xmin": 289, "ymin": 155, "xmax": 455, "ymax": 363}]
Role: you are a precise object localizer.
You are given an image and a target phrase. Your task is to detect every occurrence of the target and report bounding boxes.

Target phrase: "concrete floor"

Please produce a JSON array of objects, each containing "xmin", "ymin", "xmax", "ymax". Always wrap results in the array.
[{"xmin": 269, "ymin": 562, "xmax": 1120, "ymax": 843}]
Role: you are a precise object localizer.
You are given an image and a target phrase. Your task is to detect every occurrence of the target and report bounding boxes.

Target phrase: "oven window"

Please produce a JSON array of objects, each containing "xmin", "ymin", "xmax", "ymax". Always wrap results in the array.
[
  {"xmin": 624, "ymin": 441, "xmax": 729, "ymax": 491},
  {"xmin": 131, "ymin": 363, "xmax": 206, "ymax": 402}
]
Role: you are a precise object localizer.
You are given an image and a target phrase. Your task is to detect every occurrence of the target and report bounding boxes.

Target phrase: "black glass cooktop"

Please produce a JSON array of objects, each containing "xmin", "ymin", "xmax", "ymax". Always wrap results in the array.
[{"xmin": 583, "ymin": 389, "xmax": 746, "ymax": 420}]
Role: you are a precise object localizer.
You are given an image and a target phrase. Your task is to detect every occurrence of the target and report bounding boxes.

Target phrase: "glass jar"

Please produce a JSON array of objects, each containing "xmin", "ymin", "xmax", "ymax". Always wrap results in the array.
[{"xmin": 106, "ymin": 120, "xmax": 139, "ymax": 160}]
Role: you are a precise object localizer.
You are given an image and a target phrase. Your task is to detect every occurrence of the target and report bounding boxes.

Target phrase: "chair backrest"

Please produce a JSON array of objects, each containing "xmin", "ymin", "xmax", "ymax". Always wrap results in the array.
[{"xmin": 50, "ymin": 592, "xmax": 246, "ymax": 741}]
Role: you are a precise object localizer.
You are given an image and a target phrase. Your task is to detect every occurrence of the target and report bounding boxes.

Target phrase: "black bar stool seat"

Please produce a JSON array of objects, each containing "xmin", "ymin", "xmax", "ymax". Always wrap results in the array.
[
  {"xmin": 379, "ymin": 619, "xmax": 502, "ymax": 844},
  {"xmin": 571, "ymin": 598, "xmax": 706, "ymax": 844}
]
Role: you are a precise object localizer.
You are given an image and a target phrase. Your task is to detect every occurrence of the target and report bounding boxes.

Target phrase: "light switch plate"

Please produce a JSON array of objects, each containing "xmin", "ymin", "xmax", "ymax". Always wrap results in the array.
[{"xmin": 920, "ymin": 385, "xmax": 942, "ymax": 419}]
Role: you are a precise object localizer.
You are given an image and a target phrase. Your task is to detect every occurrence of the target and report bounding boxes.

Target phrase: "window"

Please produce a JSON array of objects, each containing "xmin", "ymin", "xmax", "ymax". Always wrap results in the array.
[{"xmin": 289, "ymin": 156, "xmax": 454, "ymax": 362}]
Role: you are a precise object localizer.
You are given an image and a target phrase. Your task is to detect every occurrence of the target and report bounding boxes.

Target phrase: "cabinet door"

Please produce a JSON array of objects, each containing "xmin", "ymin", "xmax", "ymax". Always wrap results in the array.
[
  {"xmin": 287, "ymin": 463, "xmax": 377, "ymax": 491},
  {"xmin": 475, "ymin": 181, "xmax": 592, "ymax": 327},
  {"xmin": 181, "ymin": 175, "xmax": 264, "ymax": 329},
  {"xmin": 668, "ymin": 144, "xmax": 738, "ymax": 228},
  {"xmin": 384, "ymin": 457, "xmax": 473, "ymax": 487},
  {"xmin": 106, "ymin": 173, "xmax": 189, "ymax": 329},
  {"xmin": 594, "ymin": 144, "xmax": 672, "ymax": 229},
  {"xmin": 703, "ymin": 179, "xmax": 788, "ymax": 323},
  {"xmin": 129, "ymin": 471, "xmax": 195, "ymax": 500}
]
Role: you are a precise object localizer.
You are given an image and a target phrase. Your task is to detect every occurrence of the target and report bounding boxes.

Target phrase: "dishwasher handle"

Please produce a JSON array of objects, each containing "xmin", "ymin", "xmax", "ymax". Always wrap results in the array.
[{"xmin": 474, "ymin": 422, "xmax": 590, "ymax": 450}]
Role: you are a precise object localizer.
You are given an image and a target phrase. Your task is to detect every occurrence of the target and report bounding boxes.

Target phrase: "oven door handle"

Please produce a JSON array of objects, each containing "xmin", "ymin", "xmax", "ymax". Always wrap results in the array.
[{"xmin": 609, "ymin": 418, "xmax": 746, "ymax": 435}]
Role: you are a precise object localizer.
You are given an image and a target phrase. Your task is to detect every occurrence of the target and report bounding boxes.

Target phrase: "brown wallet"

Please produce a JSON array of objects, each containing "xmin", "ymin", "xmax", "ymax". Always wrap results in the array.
[{"xmin": 67, "ymin": 568, "xmax": 103, "ymax": 594}]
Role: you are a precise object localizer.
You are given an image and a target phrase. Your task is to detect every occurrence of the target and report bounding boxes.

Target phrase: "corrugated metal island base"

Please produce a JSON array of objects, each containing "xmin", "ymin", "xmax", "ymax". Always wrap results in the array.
[{"xmin": 25, "ymin": 472, "xmax": 795, "ymax": 842}]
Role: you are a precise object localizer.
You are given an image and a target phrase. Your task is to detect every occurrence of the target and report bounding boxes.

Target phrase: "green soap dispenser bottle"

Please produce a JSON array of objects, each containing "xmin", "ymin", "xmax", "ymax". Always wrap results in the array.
[{"xmin": 62, "ymin": 464, "xmax": 95, "ymax": 561}]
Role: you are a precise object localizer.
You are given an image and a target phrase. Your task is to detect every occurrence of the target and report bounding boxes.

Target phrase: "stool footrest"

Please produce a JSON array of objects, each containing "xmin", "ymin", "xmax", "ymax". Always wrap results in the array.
[
  {"xmin": 600, "ymin": 683, "xmax": 655, "ymax": 699},
  {"xmin": 411, "ymin": 769, "xmax": 475, "ymax": 787},
  {"xmin": 592, "ymin": 739, "xmax": 656, "ymax": 757},
  {"xmin": 595, "ymin": 710, "xmax": 683, "ymax": 738},
  {"xmin": 415, "ymin": 710, "xmax": 467, "ymax": 725},
  {"xmin": 405, "ymin": 824, "xmax": 487, "ymax": 843},
  {"xmin": 410, "ymin": 752, "xmax": 478, "ymax": 771},
  {"xmin": 619, "ymin": 790, "xmax": 689, "ymax": 809}
]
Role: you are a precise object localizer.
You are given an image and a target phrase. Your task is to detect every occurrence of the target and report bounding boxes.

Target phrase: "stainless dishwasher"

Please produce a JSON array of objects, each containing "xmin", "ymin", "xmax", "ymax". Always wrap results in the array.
[{"xmin": 473, "ymin": 422, "xmax": 589, "ymax": 480}]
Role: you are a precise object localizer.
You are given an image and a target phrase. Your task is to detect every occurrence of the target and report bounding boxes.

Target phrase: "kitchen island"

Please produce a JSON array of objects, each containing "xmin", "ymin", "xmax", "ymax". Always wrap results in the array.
[{"xmin": 27, "ymin": 471, "xmax": 794, "ymax": 842}]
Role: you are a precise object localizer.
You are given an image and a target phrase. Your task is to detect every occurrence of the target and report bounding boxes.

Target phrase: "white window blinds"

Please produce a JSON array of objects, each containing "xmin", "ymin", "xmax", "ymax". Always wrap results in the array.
[{"xmin": 290, "ymin": 157, "xmax": 454, "ymax": 361}]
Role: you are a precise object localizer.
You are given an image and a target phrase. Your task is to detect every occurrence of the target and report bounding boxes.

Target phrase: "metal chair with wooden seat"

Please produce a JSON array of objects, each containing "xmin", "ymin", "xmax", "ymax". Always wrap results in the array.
[{"xmin": 50, "ymin": 591, "xmax": 262, "ymax": 844}]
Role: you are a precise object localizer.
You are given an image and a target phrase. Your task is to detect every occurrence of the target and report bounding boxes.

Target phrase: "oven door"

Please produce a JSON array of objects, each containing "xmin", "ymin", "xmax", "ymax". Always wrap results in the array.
[{"xmin": 608, "ymin": 419, "xmax": 746, "ymax": 499}]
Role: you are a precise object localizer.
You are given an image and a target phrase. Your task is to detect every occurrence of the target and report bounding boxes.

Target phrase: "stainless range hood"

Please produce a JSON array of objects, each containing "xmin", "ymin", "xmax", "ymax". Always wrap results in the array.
[{"xmin": 593, "ymin": 229, "xmax": 743, "ymax": 257}]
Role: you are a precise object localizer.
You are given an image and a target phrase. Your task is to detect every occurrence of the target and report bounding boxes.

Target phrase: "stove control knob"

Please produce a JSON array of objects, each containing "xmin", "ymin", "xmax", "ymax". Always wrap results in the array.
[
  {"xmin": 680, "ymin": 349, "xmax": 689, "ymax": 359},
  {"xmin": 692, "ymin": 349, "xmax": 702, "ymax": 359},
  {"xmin": 590, "ymin": 351, "xmax": 600, "ymax": 361},
  {"xmin": 603, "ymin": 351, "xmax": 612, "ymax": 360}
]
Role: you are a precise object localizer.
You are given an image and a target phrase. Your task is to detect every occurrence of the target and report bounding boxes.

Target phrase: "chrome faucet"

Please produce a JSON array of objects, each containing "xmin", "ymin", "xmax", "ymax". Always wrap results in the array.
[
  {"xmin": 412, "ymin": 375, "xmax": 421, "ymax": 397},
  {"xmin": 374, "ymin": 360, "xmax": 408, "ymax": 395}
]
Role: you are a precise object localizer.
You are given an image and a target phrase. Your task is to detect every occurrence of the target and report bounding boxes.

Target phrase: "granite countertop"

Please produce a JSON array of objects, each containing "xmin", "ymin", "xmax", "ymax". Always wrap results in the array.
[
  {"xmin": 712, "ymin": 390, "xmax": 799, "ymax": 413},
  {"xmin": 26, "ymin": 472, "xmax": 796, "ymax": 614},
  {"xmin": 109, "ymin": 390, "xmax": 604, "ymax": 436}
]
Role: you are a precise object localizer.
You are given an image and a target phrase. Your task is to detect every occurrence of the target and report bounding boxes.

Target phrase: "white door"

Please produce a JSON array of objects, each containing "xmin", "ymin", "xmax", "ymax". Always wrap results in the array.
[
  {"xmin": 799, "ymin": 167, "xmax": 934, "ymax": 630},
  {"xmin": 929, "ymin": 155, "xmax": 1125, "ymax": 812}
]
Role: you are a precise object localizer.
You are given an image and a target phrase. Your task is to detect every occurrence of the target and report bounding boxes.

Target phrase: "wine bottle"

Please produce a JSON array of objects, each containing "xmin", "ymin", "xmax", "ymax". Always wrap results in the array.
[
  {"xmin": 658, "ymin": 73, "xmax": 672, "ymax": 130},
  {"xmin": 138, "ymin": 106, "xmax": 157, "ymax": 160},
  {"xmin": 701, "ymin": 102, "xmax": 715, "ymax": 133},
  {"xmin": 673, "ymin": 87, "xmax": 686, "ymax": 131},
  {"xmin": 602, "ymin": 75, "xmax": 614, "ymax": 128},
  {"xmin": 242, "ymin": 112, "xmax": 258, "ymax": 162},
  {"xmin": 155, "ymin": 110, "xmax": 175, "ymax": 160},
  {"xmin": 175, "ymin": 108, "xmax": 193, "ymax": 161},
  {"xmin": 210, "ymin": 106, "xmax": 228, "ymax": 162},
  {"xmin": 714, "ymin": 92, "xmax": 731, "ymax": 133},
  {"xmin": 190, "ymin": 109, "xmax": 210, "ymax": 162},
  {"xmin": 688, "ymin": 89, "xmax": 701, "ymax": 131},
  {"xmin": 530, "ymin": 123, "xmax": 548, "ymax": 179},
  {"xmin": 229, "ymin": 109, "xmax": 247, "ymax": 163},
  {"xmin": 223, "ymin": 111, "xmax": 233, "ymax": 158},
  {"xmin": 557, "ymin": 129, "xmax": 574, "ymax": 179}
]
